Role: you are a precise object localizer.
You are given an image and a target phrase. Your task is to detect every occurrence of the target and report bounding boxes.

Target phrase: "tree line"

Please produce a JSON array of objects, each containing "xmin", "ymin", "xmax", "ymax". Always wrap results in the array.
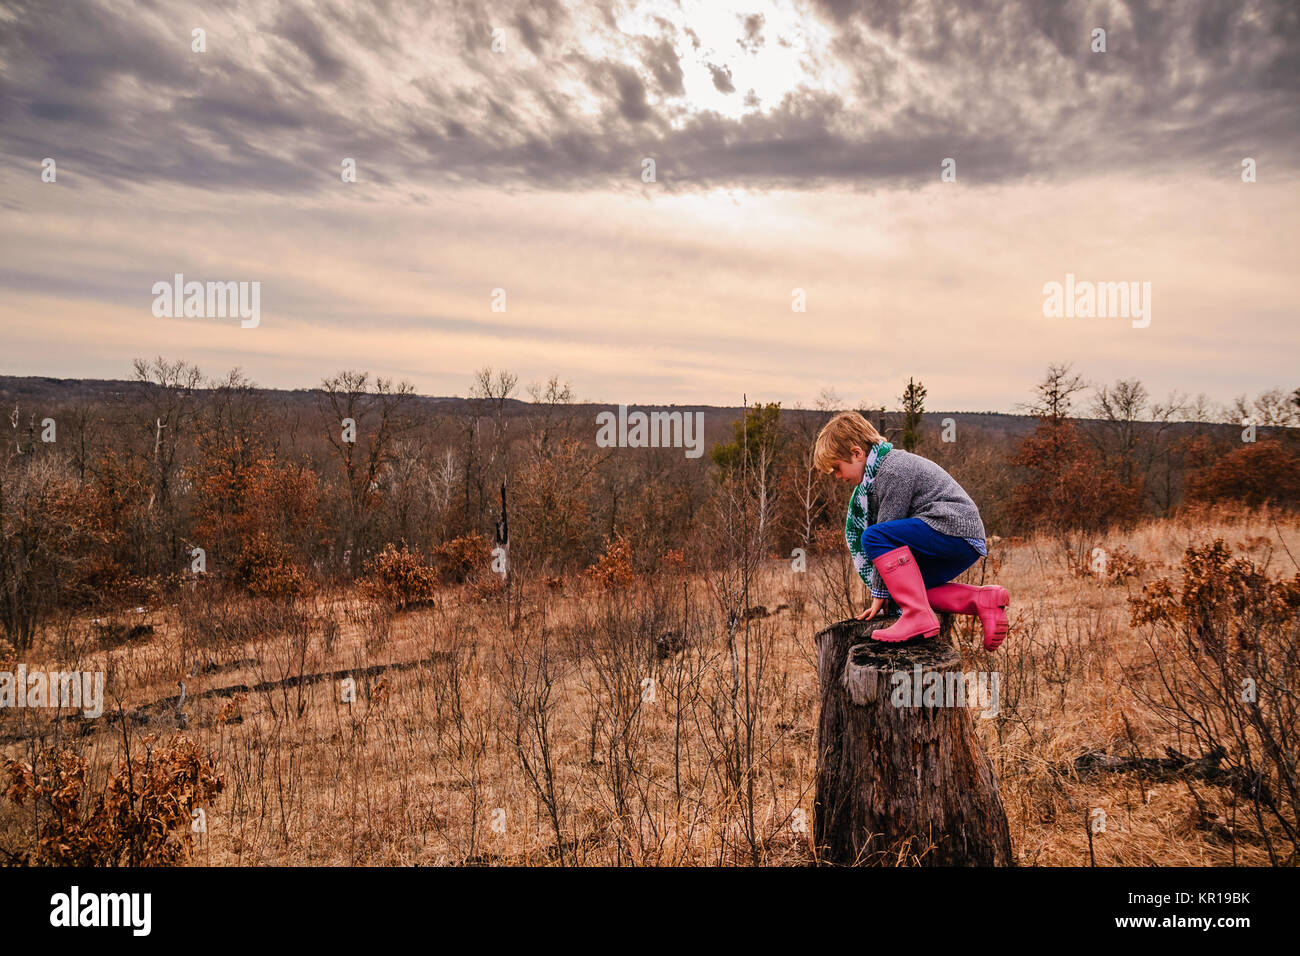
[{"xmin": 1, "ymin": 358, "xmax": 1296, "ymax": 649}]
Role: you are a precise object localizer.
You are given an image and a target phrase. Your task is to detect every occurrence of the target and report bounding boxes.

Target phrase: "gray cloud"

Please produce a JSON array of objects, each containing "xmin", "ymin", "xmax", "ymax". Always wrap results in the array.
[
  {"xmin": 707, "ymin": 62, "xmax": 735, "ymax": 93},
  {"xmin": 592, "ymin": 60, "xmax": 654, "ymax": 122},
  {"xmin": 738, "ymin": 13, "xmax": 765, "ymax": 53},
  {"xmin": 274, "ymin": 6, "xmax": 349, "ymax": 81},
  {"xmin": 515, "ymin": 13, "xmax": 544, "ymax": 55},
  {"xmin": 640, "ymin": 35, "xmax": 685, "ymax": 96},
  {"xmin": 0, "ymin": 0, "xmax": 1296, "ymax": 199}
]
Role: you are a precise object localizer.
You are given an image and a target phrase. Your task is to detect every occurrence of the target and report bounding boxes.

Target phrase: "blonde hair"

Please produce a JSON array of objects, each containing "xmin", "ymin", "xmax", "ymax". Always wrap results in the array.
[{"xmin": 813, "ymin": 411, "xmax": 885, "ymax": 473}]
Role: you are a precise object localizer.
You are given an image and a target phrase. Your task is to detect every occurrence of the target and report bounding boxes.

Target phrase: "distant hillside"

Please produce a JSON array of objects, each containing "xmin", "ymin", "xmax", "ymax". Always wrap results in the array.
[{"xmin": 0, "ymin": 374, "xmax": 1237, "ymax": 446}]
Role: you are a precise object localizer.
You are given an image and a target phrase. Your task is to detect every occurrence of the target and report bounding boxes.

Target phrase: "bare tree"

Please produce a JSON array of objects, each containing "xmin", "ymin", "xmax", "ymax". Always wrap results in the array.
[
  {"xmin": 1141, "ymin": 390, "xmax": 1191, "ymax": 516},
  {"xmin": 132, "ymin": 356, "xmax": 202, "ymax": 514},
  {"xmin": 1231, "ymin": 388, "xmax": 1300, "ymax": 429},
  {"xmin": 1016, "ymin": 362, "xmax": 1088, "ymax": 424},
  {"xmin": 460, "ymin": 367, "xmax": 519, "ymax": 534},
  {"xmin": 471, "ymin": 366, "xmax": 519, "ymax": 433},
  {"xmin": 315, "ymin": 370, "xmax": 415, "ymax": 567},
  {"xmin": 432, "ymin": 448, "xmax": 457, "ymax": 516},
  {"xmin": 526, "ymin": 375, "xmax": 575, "ymax": 460},
  {"xmin": 1088, "ymin": 379, "xmax": 1148, "ymax": 484}
]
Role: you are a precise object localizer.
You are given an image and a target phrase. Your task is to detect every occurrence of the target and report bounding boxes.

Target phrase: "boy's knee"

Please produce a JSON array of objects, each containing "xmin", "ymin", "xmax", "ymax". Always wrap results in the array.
[{"xmin": 860, "ymin": 525, "xmax": 890, "ymax": 555}]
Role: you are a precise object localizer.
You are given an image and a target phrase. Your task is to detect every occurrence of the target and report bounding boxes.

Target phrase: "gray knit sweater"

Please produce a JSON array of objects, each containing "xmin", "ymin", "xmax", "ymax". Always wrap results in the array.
[
  {"xmin": 865, "ymin": 449, "xmax": 987, "ymax": 597},
  {"xmin": 869, "ymin": 449, "xmax": 986, "ymax": 536}
]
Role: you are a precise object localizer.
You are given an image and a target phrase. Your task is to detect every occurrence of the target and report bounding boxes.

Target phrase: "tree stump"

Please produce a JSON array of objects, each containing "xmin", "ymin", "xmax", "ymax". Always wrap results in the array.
[{"xmin": 813, "ymin": 616, "xmax": 1013, "ymax": 866}]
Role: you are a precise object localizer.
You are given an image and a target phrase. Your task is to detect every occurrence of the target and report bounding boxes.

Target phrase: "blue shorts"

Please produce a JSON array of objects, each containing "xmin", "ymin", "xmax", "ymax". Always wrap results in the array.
[{"xmin": 861, "ymin": 517, "xmax": 980, "ymax": 588}]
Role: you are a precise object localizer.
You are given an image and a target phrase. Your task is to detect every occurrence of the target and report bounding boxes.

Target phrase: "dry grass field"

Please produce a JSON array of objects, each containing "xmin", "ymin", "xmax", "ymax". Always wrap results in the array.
[{"xmin": 2, "ymin": 502, "xmax": 1297, "ymax": 866}]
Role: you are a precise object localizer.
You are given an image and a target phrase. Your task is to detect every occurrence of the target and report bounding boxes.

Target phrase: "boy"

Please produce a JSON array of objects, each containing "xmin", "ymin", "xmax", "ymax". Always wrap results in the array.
[{"xmin": 813, "ymin": 410, "xmax": 1010, "ymax": 650}]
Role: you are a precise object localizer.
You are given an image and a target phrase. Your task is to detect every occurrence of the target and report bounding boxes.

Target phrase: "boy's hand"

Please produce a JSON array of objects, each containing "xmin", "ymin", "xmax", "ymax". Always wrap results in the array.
[{"xmin": 856, "ymin": 597, "xmax": 885, "ymax": 621}]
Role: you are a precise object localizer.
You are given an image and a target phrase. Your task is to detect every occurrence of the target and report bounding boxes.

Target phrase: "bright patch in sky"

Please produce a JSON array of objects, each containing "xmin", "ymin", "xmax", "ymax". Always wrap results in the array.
[{"xmin": 620, "ymin": 0, "xmax": 848, "ymax": 119}]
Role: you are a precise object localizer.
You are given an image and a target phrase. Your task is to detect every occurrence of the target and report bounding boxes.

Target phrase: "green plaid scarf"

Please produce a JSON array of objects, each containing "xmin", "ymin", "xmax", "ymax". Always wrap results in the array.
[{"xmin": 844, "ymin": 441, "xmax": 892, "ymax": 594}]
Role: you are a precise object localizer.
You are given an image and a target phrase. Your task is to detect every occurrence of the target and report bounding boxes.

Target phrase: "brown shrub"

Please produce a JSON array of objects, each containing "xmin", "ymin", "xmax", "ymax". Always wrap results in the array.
[
  {"xmin": 361, "ymin": 543, "xmax": 439, "ymax": 609},
  {"xmin": 1129, "ymin": 538, "xmax": 1300, "ymax": 641},
  {"xmin": 1007, "ymin": 420, "xmax": 1142, "ymax": 534},
  {"xmin": 660, "ymin": 548, "xmax": 686, "ymax": 574},
  {"xmin": 1125, "ymin": 539, "xmax": 1300, "ymax": 862},
  {"xmin": 1185, "ymin": 440, "xmax": 1300, "ymax": 510},
  {"xmin": 431, "ymin": 533, "xmax": 491, "ymax": 585},
  {"xmin": 812, "ymin": 523, "xmax": 845, "ymax": 554},
  {"xmin": 3, "ymin": 736, "xmax": 224, "ymax": 866},
  {"xmin": 234, "ymin": 533, "xmax": 310, "ymax": 598},
  {"xmin": 585, "ymin": 536, "xmax": 634, "ymax": 590}
]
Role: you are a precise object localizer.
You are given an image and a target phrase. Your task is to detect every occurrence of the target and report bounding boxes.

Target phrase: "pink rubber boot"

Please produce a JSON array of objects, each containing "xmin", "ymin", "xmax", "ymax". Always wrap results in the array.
[
  {"xmin": 869, "ymin": 546, "xmax": 941, "ymax": 642},
  {"xmin": 926, "ymin": 582, "xmax": 1010, "ymax": 651}
]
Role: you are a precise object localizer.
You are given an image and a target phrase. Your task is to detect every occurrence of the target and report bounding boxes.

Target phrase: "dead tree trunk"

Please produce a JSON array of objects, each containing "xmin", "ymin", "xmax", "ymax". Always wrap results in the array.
[
  {"xmin": 494, "ymin": 479, "xmax": 509, "ymax": 584},
  {"xmin": 813, "ymin": 617, "xmax": 1013, "ymax": 866}
]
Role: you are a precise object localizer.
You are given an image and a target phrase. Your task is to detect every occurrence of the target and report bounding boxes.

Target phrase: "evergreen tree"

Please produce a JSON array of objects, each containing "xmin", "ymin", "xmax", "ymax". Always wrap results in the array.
[{"xmin": 901, "ymin": 378, "xmax": 927, "ymax": 451}]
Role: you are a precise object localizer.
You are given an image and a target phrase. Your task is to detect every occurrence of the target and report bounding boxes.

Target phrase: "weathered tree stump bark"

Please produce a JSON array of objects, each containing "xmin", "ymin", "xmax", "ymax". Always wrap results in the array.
[{"xmin": 813, "ymin": 617, "xmax": 1013, "ymax": 866}]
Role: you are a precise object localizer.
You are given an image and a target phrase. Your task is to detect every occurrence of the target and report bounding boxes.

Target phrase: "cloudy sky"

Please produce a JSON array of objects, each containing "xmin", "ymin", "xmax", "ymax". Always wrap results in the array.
[{"xmin": 1, "ymin": 0, "xmax": 1296, "ymax": 411}]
